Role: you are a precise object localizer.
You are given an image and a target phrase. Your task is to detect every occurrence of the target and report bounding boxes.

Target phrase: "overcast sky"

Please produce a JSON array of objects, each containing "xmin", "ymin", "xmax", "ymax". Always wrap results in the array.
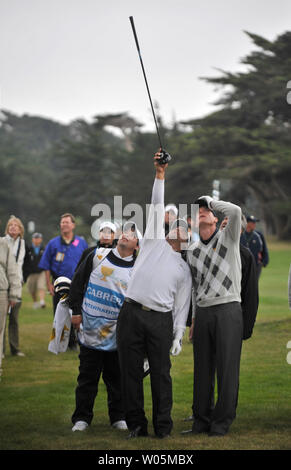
[{"xmin": 1, "ymin": 0, "xmax": 291, "ymax": 131}]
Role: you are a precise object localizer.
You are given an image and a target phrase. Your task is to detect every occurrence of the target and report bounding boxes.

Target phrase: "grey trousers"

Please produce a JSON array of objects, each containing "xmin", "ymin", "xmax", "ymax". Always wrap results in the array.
[
  {"xmin": 0, "ymin": 292, "xmax": 8, "ymax": 374},
  {"xmin": 192, "ymin": 302, "xmax": 243, "ymax": 435},
  {"xmin": 4, "ymin": 301, "xmax": 22, "ymax": 355}
]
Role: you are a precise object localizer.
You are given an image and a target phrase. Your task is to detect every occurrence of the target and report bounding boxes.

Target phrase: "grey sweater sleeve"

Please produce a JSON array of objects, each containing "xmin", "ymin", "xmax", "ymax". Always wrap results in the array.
[{"xmin": 211, "ymin": 199, "xmax": 242, "ymax": 241}]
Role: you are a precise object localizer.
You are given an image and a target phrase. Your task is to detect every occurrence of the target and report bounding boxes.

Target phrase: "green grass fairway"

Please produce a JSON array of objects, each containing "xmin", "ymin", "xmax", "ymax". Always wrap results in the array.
[{"xmin": 0, "ymin": 241, "xmax": 291, "ymax": 451}]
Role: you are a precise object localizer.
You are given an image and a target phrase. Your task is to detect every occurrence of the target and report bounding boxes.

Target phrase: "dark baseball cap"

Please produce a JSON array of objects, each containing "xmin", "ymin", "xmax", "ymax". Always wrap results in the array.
[
  {"xmin": 194, "ymin": 198, "xmax": 217, "ymax": 217},
  {"xmin": 32, "ymin": 232, "xmax": 42, "ymax": 238},
  {"xmin": 246, "ymin": 215, "xmax": 259, "ymax": 223}
]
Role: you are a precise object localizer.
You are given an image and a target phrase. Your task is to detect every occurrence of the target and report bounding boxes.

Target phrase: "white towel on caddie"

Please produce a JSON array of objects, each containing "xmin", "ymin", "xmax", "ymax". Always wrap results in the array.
[{"xmin": 48, "ymin": 299, "xmax": 72, "ymax": 354}]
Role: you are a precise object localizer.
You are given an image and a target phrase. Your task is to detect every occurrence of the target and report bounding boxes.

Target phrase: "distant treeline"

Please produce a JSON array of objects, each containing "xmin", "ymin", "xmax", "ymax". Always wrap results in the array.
[{"xmin": 1, "ymin": 30, "xmax": 291, "ymax": 241}]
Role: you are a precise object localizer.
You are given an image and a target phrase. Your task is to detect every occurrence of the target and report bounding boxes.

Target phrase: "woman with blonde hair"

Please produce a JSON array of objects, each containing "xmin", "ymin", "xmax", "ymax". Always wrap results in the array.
[
  {"xmin": 4, "ymin": 216, "xmax": 26, "ymax": 357},
  {"xmin": 0, "ymin": 237, "xmax": 21, "ymax": 377}
]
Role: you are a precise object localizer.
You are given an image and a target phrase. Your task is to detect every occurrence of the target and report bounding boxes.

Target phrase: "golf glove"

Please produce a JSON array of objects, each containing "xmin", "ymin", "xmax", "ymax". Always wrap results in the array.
[
  {"xmin": 171, "ymin": 338, "xmax": 182, "ymax": 356},
  {"xmin": 143, "ymin": 358, "xmax": 149, "ymax": 374},
  {"xmin": 171, "ymin": 327, "xmax": 184, "ymax": 356}
]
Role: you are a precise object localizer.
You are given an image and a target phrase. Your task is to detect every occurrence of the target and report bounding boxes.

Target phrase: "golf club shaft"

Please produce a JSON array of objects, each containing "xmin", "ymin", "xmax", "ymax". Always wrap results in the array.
[{"xmin": 129, "ymin": 16, "xmax": 164, "ymax": 150}]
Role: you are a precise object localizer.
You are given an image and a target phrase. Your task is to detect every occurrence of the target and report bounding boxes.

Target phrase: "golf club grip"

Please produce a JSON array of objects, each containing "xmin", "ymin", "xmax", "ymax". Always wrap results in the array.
[{"xmin": 129, "ymin": 16, "xmax": 141, "ymax": 54}]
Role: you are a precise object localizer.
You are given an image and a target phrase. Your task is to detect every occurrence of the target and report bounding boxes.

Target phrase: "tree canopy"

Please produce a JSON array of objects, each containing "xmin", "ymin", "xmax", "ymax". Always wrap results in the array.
[
  {"xmin": 177, "ymin": 30, "xmax": 291, "ymax": 238},
  {"xmin": 1, "ymin": 30, "xmax": 291, "ymax": 241}
]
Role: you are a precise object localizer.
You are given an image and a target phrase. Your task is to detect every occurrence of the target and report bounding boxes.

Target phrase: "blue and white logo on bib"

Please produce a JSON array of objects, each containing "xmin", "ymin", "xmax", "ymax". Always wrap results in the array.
[
  {"xmin": 85, "ymin": 282, "xmax": 124, "ymax": 315},
  {"xmin": 79, "ymin": 254, "xmax": 132, "ymax": 351}
]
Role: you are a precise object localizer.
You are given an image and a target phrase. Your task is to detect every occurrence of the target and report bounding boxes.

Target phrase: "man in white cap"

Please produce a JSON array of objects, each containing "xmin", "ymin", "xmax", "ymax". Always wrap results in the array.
[
  {"xmin": 116, "ymin": 151, "xmax": 192, "ymax": 440},
  {"xmin": 99, "ymin": 221, "xmax": 117, "ymax": 248},
  {"xmin": 76, "ymin": 221, "xmax": 117, "ymax": 269},
  {"xmin": 68, "ymin": 222, "xmax": 141, "ymax": 433}
]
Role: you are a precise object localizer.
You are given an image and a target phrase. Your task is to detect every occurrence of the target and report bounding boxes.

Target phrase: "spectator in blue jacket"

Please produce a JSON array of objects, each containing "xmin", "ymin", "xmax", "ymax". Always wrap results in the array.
[
  {"xmin": 39, "ymin": 213, "xmax": 88, "ymax": 350},
  {"xmin": 39, "ymin": 213, "xmax": 88, "ymax": 312}
]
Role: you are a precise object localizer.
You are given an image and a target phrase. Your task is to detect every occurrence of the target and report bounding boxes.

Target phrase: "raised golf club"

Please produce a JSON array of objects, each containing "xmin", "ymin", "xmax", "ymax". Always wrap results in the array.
[{"xmin": 129, "ymin": 16, "xmax": 171, "ymax": 165}]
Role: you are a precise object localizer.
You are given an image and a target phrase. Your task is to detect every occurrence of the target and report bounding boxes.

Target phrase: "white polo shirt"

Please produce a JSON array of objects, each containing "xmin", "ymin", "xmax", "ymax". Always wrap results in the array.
[{"xmin": 126, "ymin": 178, "xmax": 192, "ymax": 333}]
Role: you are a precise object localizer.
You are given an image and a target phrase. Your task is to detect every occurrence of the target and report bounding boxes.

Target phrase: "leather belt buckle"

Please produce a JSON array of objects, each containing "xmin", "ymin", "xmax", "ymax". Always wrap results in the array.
[
  {"xmin": 125, "ymin": 298, "xmax": 151, "ymax": 311},
  {"xmin": 141, "ymin": 305, "xmax": 151, "ymax": 311}
]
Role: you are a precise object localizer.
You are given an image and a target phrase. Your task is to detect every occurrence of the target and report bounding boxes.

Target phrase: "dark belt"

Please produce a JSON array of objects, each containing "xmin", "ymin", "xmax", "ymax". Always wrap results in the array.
[{"xmin": 125, "ymin": 297, "xmax": 152, "ymax": 311}]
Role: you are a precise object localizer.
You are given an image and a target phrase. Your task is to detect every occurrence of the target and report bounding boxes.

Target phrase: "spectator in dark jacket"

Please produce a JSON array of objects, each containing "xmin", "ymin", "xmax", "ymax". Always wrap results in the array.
[
  {"xmin": 239, "ymin": 243, "xmax": 259, "ymax": 339},
  {"xmin": 240, "ymin": 215, "xmax": 269, "ymax": 280},
  {"xmin": 23, "ymin": 233, "xmax": 46, "ymax": 309},
  {"xmin": 221, "ymin": 215, "xmax": 259, "ymax": 339}
]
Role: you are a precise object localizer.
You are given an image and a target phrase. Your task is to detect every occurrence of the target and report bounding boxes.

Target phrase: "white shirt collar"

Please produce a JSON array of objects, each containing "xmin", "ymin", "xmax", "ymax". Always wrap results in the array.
[{"xmin": 113, "ymin": 247, "xmax": 133, "ymax": 262}]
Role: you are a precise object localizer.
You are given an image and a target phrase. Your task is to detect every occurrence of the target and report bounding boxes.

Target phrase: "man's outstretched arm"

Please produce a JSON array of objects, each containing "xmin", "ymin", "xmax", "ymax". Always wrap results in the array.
[{"xmin": 144, "ymin": 150, "xmax": 168, "ymax": 240}]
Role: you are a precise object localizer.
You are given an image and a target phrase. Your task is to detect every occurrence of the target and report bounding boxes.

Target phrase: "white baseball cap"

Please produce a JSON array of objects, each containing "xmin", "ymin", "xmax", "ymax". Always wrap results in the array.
[
  {"xmin": 165, "ymin": 204, "xmax": 178, "ymax": 216},
  {"xmin": 99, "ymin": 221, "xmax": 117, "ymax": 233},
  {"xmin": 123, "ymin": 221, "xmax": 143, "ymax": 241}
]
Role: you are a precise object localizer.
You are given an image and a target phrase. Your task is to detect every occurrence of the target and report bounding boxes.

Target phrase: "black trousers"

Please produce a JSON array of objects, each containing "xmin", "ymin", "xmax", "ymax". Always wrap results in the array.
[
  {"xmin": 192, "ymin": 302, "xmax": 243, "ymax": 435},
  {"xmin": 72, "ymin": 345, "xmax": 125, "ymax": 425},
  {"xmin": 116, "ymin": 301, "xmax": 173, "ymax": 436}
]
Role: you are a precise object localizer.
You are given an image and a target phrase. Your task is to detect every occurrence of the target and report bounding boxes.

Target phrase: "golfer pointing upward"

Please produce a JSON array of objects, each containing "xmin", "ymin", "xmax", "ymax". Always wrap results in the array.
[{"xmin": 117, "ymin": 150, "xmax": 192, "ymax": 439}]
